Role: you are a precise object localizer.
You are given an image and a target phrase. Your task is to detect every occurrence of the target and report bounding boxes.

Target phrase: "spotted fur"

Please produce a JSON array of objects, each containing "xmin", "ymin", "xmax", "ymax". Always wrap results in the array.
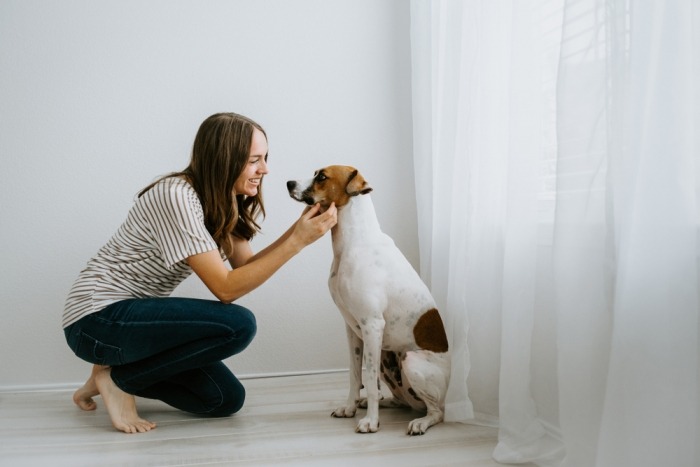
[{"xmin": 288, "ymin": 166, "xmax": 452, "ymax": 435}]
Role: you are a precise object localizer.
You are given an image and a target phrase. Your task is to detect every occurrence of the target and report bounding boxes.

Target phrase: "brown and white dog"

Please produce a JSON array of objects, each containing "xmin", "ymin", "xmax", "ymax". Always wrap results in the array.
[{"xmin": 287, "ymin": 165, "xmax": 451, "ymax": 435}]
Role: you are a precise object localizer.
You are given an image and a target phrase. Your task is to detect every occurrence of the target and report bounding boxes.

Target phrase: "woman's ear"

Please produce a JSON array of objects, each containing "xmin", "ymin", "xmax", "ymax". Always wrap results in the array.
[{"xmin": 346, "ymin": 170, "xmax": 373, "ymax": 196}]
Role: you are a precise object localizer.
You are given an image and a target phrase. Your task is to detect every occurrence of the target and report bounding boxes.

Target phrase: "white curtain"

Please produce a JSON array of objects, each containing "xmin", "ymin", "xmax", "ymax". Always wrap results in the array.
[{"xmin": 410, "ymin": 1, "xmax": 700, "ymax": 466}]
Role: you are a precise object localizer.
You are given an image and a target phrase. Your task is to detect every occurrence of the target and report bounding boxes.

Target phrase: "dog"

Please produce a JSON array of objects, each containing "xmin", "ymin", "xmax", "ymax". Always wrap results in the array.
[{"xmin": 287, "ymin": 165, "xmax": 451, "ymax": 435}]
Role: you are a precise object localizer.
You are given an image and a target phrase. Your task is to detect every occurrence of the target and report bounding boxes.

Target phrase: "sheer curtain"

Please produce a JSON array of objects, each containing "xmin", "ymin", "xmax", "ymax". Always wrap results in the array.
[{"xmin": 410, "ymin": 1, "xmax": 699, "ymax": 466}]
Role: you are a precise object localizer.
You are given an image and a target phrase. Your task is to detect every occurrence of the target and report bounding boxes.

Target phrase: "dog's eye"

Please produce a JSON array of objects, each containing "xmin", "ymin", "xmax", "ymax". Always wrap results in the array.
[{"xmin": 316, "ymin": 174, "xmax": 327, "ymax": 182}]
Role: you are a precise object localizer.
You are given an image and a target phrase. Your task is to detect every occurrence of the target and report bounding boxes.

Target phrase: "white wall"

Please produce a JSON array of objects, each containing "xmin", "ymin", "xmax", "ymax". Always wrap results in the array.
[{"xmin": 0, "ymin": 0, "xmax": 416, "ymax": 388}]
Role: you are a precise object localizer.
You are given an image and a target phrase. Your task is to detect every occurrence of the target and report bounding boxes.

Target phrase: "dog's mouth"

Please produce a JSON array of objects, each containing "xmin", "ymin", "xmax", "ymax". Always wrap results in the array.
[
  {"xmin": 289, "ymin": 191, "xmax": 329, "ymax": 209},
  {"xmin": 301, "ymin": 195, "xmax": 317, "ymax": 205},
  {"xmin": 287, "ymin": 190, "xmax": 316, "ymax": 205},
  {"xmin": 296, "ymin": 193, "xmax": 317, "ymax": 205},
  {"xmin": 287, "ymin": 180, "xmax": 319, "ymax": 206}
]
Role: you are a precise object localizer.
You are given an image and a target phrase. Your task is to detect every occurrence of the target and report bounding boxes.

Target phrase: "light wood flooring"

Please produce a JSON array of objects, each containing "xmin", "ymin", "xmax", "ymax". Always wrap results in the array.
[{"xmin": 0, "ymin": 372, "xmax": 519, "ymax": 466}]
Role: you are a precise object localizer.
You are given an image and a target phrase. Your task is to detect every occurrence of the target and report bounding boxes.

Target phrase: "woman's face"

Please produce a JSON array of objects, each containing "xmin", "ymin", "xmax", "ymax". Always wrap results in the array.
[{"xmin": 234, "ymin": 127, "xmax": 269, "ymax": 197}]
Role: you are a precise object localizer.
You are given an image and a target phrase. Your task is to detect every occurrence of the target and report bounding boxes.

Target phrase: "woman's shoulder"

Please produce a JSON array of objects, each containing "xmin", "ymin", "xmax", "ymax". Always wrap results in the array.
[
  {"xmin": 146, "ymin": 176, "xmax": 195, "ymax": 197},
  {"xmin": 157, "ymin": 175, "xmax": 191, "ymax": 190},
  {"xmin": 139, "ymin": 176, "xmax": 201, "ymax": 210}
]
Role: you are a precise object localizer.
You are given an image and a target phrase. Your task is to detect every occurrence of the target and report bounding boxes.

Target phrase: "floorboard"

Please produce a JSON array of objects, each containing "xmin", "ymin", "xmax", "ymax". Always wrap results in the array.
[{"xmin": 0, "ymin": 372, "xmax": 526, "ymax": 466}]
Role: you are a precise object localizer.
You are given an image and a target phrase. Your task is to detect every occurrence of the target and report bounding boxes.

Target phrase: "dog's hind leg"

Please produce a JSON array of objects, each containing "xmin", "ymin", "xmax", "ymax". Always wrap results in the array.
[
  {"xmin": 401, "ymin": 350, "xmax": 451, "ymax": 435},
  {"xmin": 332, "ymin": 325, "xmax": 363, "ymax": 418},
  {"xmin": 376, "ymin": 350, "xmax": 412, "ymax": 409}
]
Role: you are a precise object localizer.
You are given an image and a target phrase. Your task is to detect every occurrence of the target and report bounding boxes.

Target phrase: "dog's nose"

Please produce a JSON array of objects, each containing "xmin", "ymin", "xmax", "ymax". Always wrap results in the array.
[{"xmin": 286, "ymin": 181, "xmax": 296, "ymax": 191}]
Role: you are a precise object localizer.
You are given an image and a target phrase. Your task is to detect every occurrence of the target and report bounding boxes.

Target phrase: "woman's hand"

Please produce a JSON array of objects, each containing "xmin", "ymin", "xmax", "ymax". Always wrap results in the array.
[{"xmin": 290, "ymin": 203, "xmax": 337, "ymax": 249}]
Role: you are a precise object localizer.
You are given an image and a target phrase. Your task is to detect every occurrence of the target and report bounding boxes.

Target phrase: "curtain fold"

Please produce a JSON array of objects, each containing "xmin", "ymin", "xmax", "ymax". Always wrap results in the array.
[{"xmin": 410, "ymin": 1, "xmax": 700, "ymax": 466}]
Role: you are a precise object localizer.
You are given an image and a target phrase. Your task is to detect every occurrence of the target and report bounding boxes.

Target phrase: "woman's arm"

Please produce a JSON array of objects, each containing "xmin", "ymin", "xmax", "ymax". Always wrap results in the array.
[
  {"xmin": 187, "ymin": 203, "xmax": 336, "ymax": 303},
  {"xmin": 229, "ymin": 204, "xmax": 321, "ymax": 268},
  {"xmin": 228, "ymin": 220, "xmax": 294, "ymax": 269}
]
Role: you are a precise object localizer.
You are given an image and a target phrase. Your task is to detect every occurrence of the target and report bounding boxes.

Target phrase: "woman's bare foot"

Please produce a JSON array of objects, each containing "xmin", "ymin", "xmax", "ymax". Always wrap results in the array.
[
  {"xmin": 73, "ymin": 364, "xmax": 104, "ymax": 411},
  {"xmin": 93, "ymin": 366, "xmax": 157, "ymax": 433}
]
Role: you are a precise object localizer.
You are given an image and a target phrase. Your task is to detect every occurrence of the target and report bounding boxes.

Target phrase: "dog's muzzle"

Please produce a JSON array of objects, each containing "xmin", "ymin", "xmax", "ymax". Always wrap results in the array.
[{"xmin": 286, "ymin": 180, "xmax": 316, "ymax": 205}]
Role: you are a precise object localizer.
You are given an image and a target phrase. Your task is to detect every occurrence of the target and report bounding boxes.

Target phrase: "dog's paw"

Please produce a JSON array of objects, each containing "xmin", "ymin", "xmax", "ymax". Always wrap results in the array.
[
  {"xmin": 331, "ymin": 406, "xmax": 357, "ymax": 418},
  {"xmin": 355, "ymin": 416, "xmax": 380, "ymax": 433},
  {"xmin": 406, "ymin": 417, "xmax": 433, "ymax": 436}
]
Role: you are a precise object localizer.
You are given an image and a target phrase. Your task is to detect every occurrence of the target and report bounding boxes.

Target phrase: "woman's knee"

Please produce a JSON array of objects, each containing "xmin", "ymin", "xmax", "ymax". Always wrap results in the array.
[
  {"xmin": 209, "ymin": 384, "xmax": 246, "ymax": 417},
  {"xmin": 224, "ymin": 305, "xmax": 257, "ymax": 351},
  {"xmin": 201, "ymin": 371, "xmax": 246, "ymax": 417}
]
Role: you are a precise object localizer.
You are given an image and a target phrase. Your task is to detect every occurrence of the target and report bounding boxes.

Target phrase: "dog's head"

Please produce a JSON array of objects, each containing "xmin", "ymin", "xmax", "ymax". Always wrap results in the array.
[{"xmin": 287, "ymin": 165, "xmax": 373, "ymax": 209}]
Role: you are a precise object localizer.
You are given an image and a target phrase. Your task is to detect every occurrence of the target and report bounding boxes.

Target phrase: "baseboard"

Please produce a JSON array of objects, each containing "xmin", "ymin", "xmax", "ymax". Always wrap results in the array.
[
  {"xmin": 0, "ymin": 368, "xmax": 349, "ymax": 394},
  {"xmin": 238, "ymin": 368, "xmax": 348, "ymax": 380}
]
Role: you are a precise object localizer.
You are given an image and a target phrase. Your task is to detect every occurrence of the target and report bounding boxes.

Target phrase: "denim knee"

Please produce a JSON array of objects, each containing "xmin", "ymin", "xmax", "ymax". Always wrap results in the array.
[
  {"xmin": 208, "ymin": 384, "xmax": 246, "ymax": 417},
  {"xmin": 225, "ymin": 305, "xmax": 257, "ymax": 353}
]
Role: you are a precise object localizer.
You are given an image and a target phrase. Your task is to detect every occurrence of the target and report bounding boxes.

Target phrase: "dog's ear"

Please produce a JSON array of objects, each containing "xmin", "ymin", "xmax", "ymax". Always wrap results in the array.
[{"xmin": 346, "ymin": 169, "xmax": 373, "ymax": 196}]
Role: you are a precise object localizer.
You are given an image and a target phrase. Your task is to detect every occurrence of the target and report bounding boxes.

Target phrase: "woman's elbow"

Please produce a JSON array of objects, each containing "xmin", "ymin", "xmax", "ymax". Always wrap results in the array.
[
  {"xmin": 214, "ymin": 292, "xmax": 235, "ymax": 304},
  {"xmin": 213, "ymin": 289, "xmax": 243, "ymax": 304}
]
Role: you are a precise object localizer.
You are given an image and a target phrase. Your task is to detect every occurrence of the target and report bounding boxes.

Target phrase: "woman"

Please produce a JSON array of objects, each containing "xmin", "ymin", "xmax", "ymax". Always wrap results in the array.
[{"xmin": 63, "ymin": 112, "xmax": 337, "ymax": 433}]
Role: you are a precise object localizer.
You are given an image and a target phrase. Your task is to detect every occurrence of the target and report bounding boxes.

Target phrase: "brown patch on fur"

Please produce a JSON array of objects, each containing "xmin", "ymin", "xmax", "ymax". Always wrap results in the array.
[
  {"xmin": 384, "ymin": 376, "xmax": 396, "ymax": 390},
  {"xmin": 310, "ymin": 166, "xmax": 373, "ymax": 208},
  {"xmin": 413, "ymin": 308, "xmax": 449, "ymax": 353},
  {"xmin": 408, "ymin": 387, "xmax": 423, "ymax": 402},
  {"xmin": 345, "ymin": 169, "xmax": 372, "ymax": 196},
  {"xmin": 381, "ymin": 351, "xmax": 403, "ymax": 388}
]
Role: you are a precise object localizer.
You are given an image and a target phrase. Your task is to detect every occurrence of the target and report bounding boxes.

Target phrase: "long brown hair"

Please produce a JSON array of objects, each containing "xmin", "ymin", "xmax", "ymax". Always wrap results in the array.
[{"xmin": 139, "ymin": 112, "xmax": 267, "ymax": 259}]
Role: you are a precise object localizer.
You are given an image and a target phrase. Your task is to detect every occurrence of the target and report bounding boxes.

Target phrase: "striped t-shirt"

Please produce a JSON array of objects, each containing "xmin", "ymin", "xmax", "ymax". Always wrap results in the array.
[{"xmin": 62, "ymin": 177, "xmax": 220, "ymax": 328}]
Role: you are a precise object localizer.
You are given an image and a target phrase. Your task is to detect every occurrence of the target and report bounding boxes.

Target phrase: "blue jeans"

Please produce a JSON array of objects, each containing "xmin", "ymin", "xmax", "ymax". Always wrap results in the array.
[{"xmin": 64, "ymin": 297, "xmax": 257, "ymax": 417}]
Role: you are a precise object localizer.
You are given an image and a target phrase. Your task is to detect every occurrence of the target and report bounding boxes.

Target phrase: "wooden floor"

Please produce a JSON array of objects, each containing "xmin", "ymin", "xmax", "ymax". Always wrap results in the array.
[{"xmin": 0, "ymin": 372, "xmax": 516, "ymax": 466}]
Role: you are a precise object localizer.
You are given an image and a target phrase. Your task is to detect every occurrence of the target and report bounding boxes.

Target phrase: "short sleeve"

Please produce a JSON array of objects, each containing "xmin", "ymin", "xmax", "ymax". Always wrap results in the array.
[{"xmin": 144, "ymin": 179, "xmax": 219, "ymax": 269}]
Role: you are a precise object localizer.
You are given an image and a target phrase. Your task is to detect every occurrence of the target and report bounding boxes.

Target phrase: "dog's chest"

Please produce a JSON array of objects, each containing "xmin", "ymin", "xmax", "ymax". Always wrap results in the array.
[
  {"xmin": 328, "ymin": 197, "xmax": 438, "ymax": 348},
  {"xmin": 329, "ymin": 237, "xmax": 435, "ymax": 349}
]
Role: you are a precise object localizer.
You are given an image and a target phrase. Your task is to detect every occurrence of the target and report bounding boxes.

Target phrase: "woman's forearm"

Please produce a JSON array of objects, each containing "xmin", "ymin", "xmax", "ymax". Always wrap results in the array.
[
  {"xmin": 246, "ymin": 222, "xmax": 296, "ymax": 264},
  {"xmin": 192, "ymin": 203, "xmax": 336, "ymax": 303}
]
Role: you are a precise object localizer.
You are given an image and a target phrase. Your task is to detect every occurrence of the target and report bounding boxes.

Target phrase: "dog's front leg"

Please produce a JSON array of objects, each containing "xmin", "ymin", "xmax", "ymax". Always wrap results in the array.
[
  {"xmin": 356, "ymin": 318, "xmax": 385, "ymax": 433},
  {"xmin": 332, "ymin": 324, "xmax": 363, "ymax": 418}
]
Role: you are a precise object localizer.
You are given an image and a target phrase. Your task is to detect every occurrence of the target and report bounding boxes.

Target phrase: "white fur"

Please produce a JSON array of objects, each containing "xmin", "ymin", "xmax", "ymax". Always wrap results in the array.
[{"xmin": 288, "ymin": 171, "xmax": 451, "ymax": 435}]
